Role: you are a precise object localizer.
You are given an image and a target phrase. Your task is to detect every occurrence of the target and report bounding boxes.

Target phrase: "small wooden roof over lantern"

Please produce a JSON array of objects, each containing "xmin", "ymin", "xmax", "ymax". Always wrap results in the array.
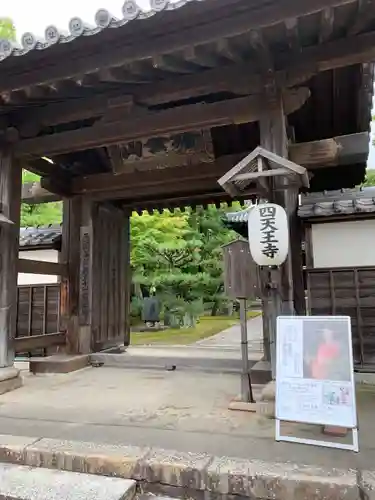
[{"xmin": 218, "ymin": 147, "xmax": 310, "ymax": 198}]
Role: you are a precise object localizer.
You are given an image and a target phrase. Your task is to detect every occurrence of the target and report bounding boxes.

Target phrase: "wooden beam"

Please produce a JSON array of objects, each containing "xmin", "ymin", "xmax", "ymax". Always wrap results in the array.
[
  {"xmin": 18, "ymin": 259, "xmax": 67, "ymax": 276},
  {"xmin": 14, "ymin": 332, "xmax": 66, "ymax": 353},
  {"xmin": 73, "ymin": 154, "xmax": 248, "ymax": 194},
  {"xmin": 276, "ymin": 28, "xmax": 375, "ymax": 73},
  {"xmin": 16, "ymin": 63, "xmax": 307, "ymax": 134},
  {"xmin": 20, "ymin": 132, "xmax": 368, "ymax": 203},
  {"xmin": 21, "ymin": 182, "xmax": 60, "ymax": 204},
  {"xmin": 40, "ymin": 175, "xmax": 72, "ymax": 198},
  {"xmin": 289, "ymin": 132, "xmax": 369, "ymax": 167},
  {"xmin": 0, "ymin": 0, "xmax": 356, "ymax": 93},
  {"xmin": 15, "ymin": 88, "xmax": 310, "ymax": 158},
  {"xmin": 121, "ymin": 190, "xmax": 248, "ymax": 212}
]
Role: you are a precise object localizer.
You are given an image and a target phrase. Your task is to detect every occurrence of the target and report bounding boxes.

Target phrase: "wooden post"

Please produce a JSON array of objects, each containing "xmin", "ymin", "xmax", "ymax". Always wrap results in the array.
[
  {"xmin": 260, "ymin": 85, "xmax": 304, "ymax": 378},
  {"xmin": 259, "ymin": 91, "xmax": 294, "ymax": 314},
  {"xmin": 0, "ymin": 147, "xmax": 23, "ymax": 392},
  {"xmin": 60, "ymin": 198, "xmax": 80, "ymax": 354},
  {"xmin": 78, "ymin": 198, "xmax": 94, "ymax": 354},
  {"xmin": 123, "ymin": 211, "xmax": 131, "ymax": 347},
  {"xmin": 239, "ymin": 299, "xmax": 254, "ymax": 403},
  {"xmin": 89, "ymin": 204, "xmax": 131, "ymax": 351},
  {"xmin": 60, "ymin": 197, "xmax": 94, "ymax": 355}
]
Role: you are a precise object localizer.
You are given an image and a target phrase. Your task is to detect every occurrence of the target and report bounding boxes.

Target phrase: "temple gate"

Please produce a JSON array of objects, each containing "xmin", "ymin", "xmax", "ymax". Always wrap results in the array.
[{"xmin": 0, "ymin": 0, "xmax": 373, "ymax": 389}]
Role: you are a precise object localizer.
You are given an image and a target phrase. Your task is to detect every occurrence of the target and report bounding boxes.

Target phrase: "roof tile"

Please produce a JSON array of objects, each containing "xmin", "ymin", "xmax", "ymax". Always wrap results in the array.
[{"xmin": 0, "ymin": 0, "xmax": 200, "ymax": 62}]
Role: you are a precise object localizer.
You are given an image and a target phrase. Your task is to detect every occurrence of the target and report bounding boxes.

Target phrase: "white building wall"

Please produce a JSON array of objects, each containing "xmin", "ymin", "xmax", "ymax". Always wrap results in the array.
[
  {"xmin": 311, "ymin": 220, "xmax": 375, "ymax": 268},
  {"xmin": 18, "ymin": 249, "xmax": 59, "ymax": 285}
]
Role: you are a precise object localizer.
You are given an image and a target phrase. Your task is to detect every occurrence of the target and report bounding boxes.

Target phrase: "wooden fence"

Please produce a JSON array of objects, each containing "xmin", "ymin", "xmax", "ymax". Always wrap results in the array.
[
  {"xmin": 306, "ymin": 266, "xmax": 375, "ymax": 372},
  {"xmin": 15, "ymin": 284, "xmax": 65, "ymax": 354}
]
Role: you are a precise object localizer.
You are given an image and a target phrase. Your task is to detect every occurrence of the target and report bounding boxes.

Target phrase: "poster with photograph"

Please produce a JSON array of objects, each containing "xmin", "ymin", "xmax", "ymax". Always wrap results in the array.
[{"xmin": 276, "ymin": 316, "xmax": 357, "ymax": 428}]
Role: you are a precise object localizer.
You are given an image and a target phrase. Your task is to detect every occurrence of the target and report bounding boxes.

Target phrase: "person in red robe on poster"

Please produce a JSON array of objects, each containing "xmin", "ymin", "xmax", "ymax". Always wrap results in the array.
[{"xmin": 310, "ymin": 328, "xmax": 340, "ymax": 380}]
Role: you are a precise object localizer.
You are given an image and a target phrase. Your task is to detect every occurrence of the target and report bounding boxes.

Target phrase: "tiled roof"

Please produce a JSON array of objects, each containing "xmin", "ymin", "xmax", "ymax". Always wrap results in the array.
[
  {"xmin": 225, "ymin": 207, "xmax": 253, "ymax": 224},
  {"xmin": 298, "ymin": 186, "xmax": 375, "ymax": 219},
  {"xmin": 0, "ymin": 0, "xmax": 199, "ymax": 62},
  {"xmin": 223, "ymin": 187, "xmax": 375, "ymax": 227},
  {"xmin": 19, "ymin": 225, "xmax": 62, "ymax": 249}
]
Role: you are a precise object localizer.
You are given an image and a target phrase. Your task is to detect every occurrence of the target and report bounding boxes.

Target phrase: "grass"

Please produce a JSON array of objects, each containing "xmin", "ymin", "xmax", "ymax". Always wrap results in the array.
[{"xmin": 130, "ymin": 311, "xmax": 260, "ymax": 346}]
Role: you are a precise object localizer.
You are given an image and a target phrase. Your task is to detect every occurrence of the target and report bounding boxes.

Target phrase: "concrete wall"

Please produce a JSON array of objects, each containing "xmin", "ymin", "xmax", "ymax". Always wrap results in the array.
[
  {"xmin": 18, "ymin": 249, "xmax": 59, "ymax": 285},
  {"xmin": 311, "ymin": 220, "xmax": 375, "ymax": 268}
]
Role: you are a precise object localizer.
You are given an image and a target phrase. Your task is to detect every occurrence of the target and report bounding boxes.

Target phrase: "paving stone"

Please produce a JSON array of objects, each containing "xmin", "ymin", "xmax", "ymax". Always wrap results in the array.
[
  {"xmin": 205, "ymin": 456, "xmax": 359, "ymax": 500},
  {"xmin": 24, "ymin": 438, "xmax": 149, "ymax": 479},
  {"xmin": 0, "ymin": 462, "xmax": 136, "ymax": 500}
]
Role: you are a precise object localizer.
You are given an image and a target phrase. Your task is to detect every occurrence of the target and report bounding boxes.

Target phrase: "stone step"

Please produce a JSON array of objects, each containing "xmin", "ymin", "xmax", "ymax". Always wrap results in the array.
[
  {"xmin": 0, "ymin": 463, "xmax": 136, "ymax": 500},
  {"xmin": 90, "ymin": 346, "xmax": 262, "ymax": 374}
]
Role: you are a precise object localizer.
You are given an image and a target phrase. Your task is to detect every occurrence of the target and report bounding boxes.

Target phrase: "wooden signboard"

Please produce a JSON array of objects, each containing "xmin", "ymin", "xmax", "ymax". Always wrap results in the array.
[{"xmin": 79, "ymin": 226, "xmax": 92, "ymax": 326}]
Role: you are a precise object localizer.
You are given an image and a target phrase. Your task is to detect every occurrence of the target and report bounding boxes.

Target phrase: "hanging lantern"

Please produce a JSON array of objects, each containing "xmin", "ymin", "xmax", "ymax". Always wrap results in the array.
[{"xmin": 248, "ymin": 203, "xmax": 289, "ymax": 266}]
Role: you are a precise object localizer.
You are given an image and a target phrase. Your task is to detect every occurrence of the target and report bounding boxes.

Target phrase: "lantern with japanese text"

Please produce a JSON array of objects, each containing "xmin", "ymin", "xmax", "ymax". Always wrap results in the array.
[{"xmin": 247, "ymin": 203, "xmax": 289, "ymax": 266}]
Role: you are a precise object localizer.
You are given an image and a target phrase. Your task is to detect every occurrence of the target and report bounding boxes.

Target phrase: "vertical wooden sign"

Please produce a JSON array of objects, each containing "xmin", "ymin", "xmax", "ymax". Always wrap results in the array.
[{"xmin": 79, "ymin": 226, "xmax": 92, "ymax": 326}]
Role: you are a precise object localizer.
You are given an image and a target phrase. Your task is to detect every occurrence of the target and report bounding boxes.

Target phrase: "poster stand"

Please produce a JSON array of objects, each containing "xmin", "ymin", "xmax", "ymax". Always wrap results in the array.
[
  {"xmin": 275, "ymin": 419, "xmax": 359, "ymax": 452},
  {"xmin": 275, "ymin": 316, "xmax": 359, "ymax": 453}
]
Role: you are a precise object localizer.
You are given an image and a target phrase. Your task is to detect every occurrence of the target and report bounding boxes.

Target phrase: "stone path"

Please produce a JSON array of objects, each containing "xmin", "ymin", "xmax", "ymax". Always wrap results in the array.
[
  {"xmin": 1, "ymin": 366, "xmax": 374, "ymax": 470},
  {"xmin": 195, "ymin": 314, "xmax": 263, "ymax": 351}
]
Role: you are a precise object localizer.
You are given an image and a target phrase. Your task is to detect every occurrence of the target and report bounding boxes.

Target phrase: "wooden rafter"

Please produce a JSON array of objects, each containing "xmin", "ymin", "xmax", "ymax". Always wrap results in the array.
[
  {"xmin": 319, "ymin": 8, "xmax": 335, "ymax": 43},
  {"xmin": 15, "ymin": 88, "xmax": 310, "ymax": 158},
  {"xmin": 348, "ymin": 0, "xmax": 375, "ymax": 35},
  {"xmin": 285, "ymin": 18, "xmax": 300, "ymax": 51},
  {"xmin": 15, "ymin": 62, "xmax": 306, "ymax": 134},
  {"xmin": 276, "ymin": 27, "xmax": 375, "ymax": 72},
  {"xmin": 11, "ymin": 28, "xmax": 375, "ymax": 136}
]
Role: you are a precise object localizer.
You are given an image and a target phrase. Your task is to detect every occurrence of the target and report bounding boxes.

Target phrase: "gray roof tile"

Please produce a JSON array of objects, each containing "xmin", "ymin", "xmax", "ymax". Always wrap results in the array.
[
  {"xmin": 298, "ymin": 186, "xmax": 375, "ymax": 219},
  {"xmin": 0, "ymin": 0, "xmax": 199, "ymax": 62},
  {"xmin": 19, "ymin": 225, "xmax": 62, "ymax": 248}
]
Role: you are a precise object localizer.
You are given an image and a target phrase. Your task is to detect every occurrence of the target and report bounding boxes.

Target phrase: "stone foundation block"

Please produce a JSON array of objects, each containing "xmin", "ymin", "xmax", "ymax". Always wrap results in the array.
[
  {"xmin": 24, "ymin": 438, "xmax": 149, "ymax": 479},
  {"xmin": 139, "ymin": 449, "xmax": 211, "ymax": 490},
  {"xmin": 205, "ymin": 457, "xmax": 359, "ymax": 500},
  {"xmin": 29, "ymin": 355, "xmax": 89, "ymax": 374},
  {"xmin": 0, "ymin": 366, "xmax": 22, "ymax": 395},
  {"xmin": 0, "ymin": 435, "xmax": 40, "ymax": 464}
]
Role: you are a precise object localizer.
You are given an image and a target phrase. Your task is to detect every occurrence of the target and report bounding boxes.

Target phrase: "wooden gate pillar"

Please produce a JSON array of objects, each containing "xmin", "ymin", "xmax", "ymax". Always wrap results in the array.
[
  {"xmin": 259, "ymin": 89, "xmax": 305, "ymax": 316},
  {"xmin": 61, "ymin": 200, "xmax": 131, "ymax": 355},
  {"xmin": 0, "ymin": 148, "xmax": 23, "ymax": 392},
  {"xmin": 89, "ymin": 203, "xmax": 131, "ymax": 351},
  {"xmin": 60, "ymin": 197, "xmax": 89, "ymax": 354}
]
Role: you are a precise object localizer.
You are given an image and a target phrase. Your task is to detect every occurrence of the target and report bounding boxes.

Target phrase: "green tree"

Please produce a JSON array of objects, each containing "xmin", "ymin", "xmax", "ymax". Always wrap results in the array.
[
  {"xmin": 130, "ymin": 204, "xmax": 240, "ymax": 322},
  {"xmin": 0, "ymin": 18, "xmax": 16, "ymax": 41},
  {"xmin": 362, "ymin": 170, "xmax": 375, "ymax": 187},
  {"xmin": 21, "ymin": 170, "xmax": 63, "ymax": 227}
]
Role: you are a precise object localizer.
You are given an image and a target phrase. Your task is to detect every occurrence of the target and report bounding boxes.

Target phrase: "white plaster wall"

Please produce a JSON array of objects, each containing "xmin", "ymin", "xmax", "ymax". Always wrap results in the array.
[
  {"xmin": 18, "ymin": 249, "xmax": 59, "ymax": 285},
  {"xmin": 311, "ymin": 220, "xmax": 375, "ymax": 268}
]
